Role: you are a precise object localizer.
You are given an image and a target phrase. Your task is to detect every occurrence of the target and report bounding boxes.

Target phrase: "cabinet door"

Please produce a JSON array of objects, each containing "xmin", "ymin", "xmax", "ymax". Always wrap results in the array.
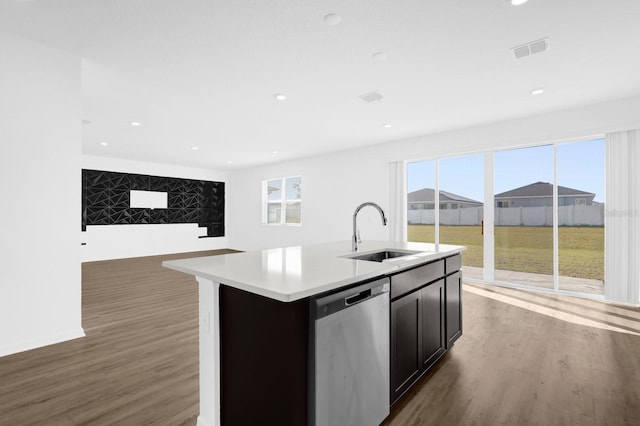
[
  {"xmin": 446, "ymin": 271, "xmax": 462, "ymax": 348},
  {"xmin": 421, "ymin": 279, "xmax": 446, "ymax": 370},
  {"xmin": 391, "ymin": 291, "xmax": 421, "ymax": 403}
]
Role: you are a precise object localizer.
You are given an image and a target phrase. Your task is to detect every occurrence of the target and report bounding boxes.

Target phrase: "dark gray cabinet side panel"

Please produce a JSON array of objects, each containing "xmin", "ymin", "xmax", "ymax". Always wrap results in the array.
[
  {"xmin": 446, "ymin": 271, "xmax": 462, "ymax": 348},
  {"xmin": 391, "ymin": 291, "xmax": 422, "ymax": 404},
  {"xmin": 219, "ymin": 285, "xmax": 309, "ymax": 426},
  {"xmin": 421, "ymin": 279, "xmax": 446, "ymax": 370}
]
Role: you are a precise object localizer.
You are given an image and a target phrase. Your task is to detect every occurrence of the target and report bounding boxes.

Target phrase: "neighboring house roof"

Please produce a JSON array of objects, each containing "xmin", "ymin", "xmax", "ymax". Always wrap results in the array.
[
  {"xmin": 494, "ymin": 181, "xmax": 594, "ymax": 199},
  {"xmin": 408, "ymin": 188, "xmax": 482, "ymax": 204}
]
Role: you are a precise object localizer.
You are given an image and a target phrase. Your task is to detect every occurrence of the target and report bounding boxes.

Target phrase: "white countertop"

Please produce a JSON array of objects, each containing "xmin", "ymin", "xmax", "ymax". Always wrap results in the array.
[{"xmin": 163, "ymin": 240, "xmax": 465, "ymax": 302}]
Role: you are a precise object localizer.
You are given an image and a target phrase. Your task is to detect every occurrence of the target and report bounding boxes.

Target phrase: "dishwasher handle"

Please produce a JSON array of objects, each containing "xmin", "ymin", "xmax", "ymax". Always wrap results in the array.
[
  {"xmin": 314, "ymin": 277, "xmax": 390, "ymax": 320},
  {"xmin": 345, "ymin": 289, "xmax": 371, "ymax": 305}
]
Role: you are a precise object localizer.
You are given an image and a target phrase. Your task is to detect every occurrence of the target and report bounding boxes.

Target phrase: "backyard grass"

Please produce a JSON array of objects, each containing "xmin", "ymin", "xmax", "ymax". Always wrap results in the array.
[{"xmin": 408, "ymin": 225, "xmax": 604, "ymax": 281}]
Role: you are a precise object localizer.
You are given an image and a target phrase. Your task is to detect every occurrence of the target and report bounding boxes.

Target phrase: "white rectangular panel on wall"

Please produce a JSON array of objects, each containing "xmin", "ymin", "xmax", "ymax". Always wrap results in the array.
[{"xmin": 130, "ymin": 190, "xmax": 168, "ymax": 209}]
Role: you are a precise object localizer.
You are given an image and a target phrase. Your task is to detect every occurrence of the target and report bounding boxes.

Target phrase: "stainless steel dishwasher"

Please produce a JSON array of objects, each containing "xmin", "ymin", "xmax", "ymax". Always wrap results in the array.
[{"xmin": 312, "ymin": 277, "xmax": 390, "ymax": 426}]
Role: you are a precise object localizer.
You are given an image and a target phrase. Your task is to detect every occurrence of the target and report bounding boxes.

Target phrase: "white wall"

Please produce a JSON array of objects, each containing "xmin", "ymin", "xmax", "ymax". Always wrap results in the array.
[
  {"xmin": 228, "ymin": 149, "xmax": 393, "ymax": 251},
  {"xmin": 81, "ymin": 155, "xmax": 229, "ymax": 262},
  {"xmin": 0, "ymin": 33, "xmax": 83, "ymax": 356},
  {"xmin": 385, "ymin": 95, "xmax": 640, "ymax": 163},
  {"xmin": 228, "ymin": 93, "xmax": 640, "ymax": 309}
]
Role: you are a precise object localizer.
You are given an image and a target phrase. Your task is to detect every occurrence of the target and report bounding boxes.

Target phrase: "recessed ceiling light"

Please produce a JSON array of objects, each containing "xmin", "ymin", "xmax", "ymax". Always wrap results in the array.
[
  {"xmin": 130, "ymin": 121, "xmax": 141, "ymax": 126},
  {"xmin": 274, "ymin": 93, "xmax": 287, "ymax": 101},
  {"xmin": 531, "ymin": 88, "xmax": 545, "ymax": 95},
  {"xmin": 372, "ymin": 52, "xmax": 388, "ymax": 62},
  {"xmin": 383, "ymin": 124, "xmax": 392, "ymax": 128},
  {"xmin": 191, "ymin": 146, "xmax": 199, "ymax": 150},
  {"xmin": 510, "ymin": 0, "xmax": 529, "ymax": 5},
  {"xmin": 226, "ymin": 160, "xmax": 233, "ymax": 165},
  {"xmin": 324, "ymin": 13, "xmax": 341, "ymax": 26},
  {"xmin": 100, "ymin": 142, "xmax": 109, "ymax": 146},
  {"xmin": 272, "ymin": 151, "xmax": 279, "ymax": 155}
]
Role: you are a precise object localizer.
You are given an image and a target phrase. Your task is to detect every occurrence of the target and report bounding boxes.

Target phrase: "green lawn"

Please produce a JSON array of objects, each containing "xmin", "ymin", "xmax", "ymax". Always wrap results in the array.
[{"xmin": 408, "ymin": 225, "xmax": 604, "ymax": 281}]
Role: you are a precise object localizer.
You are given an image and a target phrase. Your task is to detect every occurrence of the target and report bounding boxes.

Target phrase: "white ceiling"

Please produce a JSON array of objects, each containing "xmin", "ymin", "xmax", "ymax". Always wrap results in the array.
[{"xmin": 2, "ymin": 0, "xmax": 640, "ymax": 169}]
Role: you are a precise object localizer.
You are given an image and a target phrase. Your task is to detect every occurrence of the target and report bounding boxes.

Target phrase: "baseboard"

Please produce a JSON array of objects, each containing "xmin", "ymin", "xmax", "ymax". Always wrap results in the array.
[
  {"xmin": 0, "ymin": 327, "xmax": 86, "ymax": 358},
  {"xmin": 196, "ymin": 415, "xmax": 214, "ymax": 426}
]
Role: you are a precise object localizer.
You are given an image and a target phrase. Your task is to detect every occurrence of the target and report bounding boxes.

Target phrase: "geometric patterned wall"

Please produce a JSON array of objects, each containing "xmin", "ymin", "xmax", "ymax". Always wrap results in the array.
[{"xmin": 82, "ymin": 169, "xmax": 225, "ymax": 237}]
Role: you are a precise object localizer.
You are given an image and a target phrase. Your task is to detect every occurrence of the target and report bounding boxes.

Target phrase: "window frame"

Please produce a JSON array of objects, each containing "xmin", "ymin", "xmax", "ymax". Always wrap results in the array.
[
  {"xmin": 262, "ymin": 176, "xmax": 302, "ymax": 226},
  {"xmin": 405, "ymin": 136, "xmax": 605, "ymax": 299}
]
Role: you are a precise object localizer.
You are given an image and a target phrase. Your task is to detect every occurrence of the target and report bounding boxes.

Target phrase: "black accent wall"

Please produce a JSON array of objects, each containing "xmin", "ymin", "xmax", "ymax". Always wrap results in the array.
[{"xmin": 82, "ymin": 169, "xmax": 225, "ymax": 237}]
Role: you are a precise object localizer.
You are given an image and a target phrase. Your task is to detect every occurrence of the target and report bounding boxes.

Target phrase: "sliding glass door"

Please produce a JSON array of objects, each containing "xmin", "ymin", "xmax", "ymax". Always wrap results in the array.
[
  {"xmin": 557, "ymin": 139, "xmax": 605, "ymax": 294},
  {"xmin": 406, "ymin": 138, "xmax": 605, "ymax": 297},
  {"xmin": 494, "ymin": 145, "xmax": 554, "ymax": 289},
  {"xmin": 407, "ymin": 160, "xmax": 435, "ymax": 243},
  {"xmin": 438, "ymin": 155, "xmax": 484, "ymax": 279}
]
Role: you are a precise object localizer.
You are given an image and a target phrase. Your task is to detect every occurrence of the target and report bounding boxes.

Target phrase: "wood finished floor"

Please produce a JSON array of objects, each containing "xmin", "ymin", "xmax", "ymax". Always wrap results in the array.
[
  {"xmin": 0, "ymin": 250, "xmax": 235, "ymax": 426},
  {"xmin": 384, "ymin": 282, "xmax": 640, "ymax": 426},
  {"xmin": 1, "ymin": 251, "xmax": 639, "ymax": 425}
]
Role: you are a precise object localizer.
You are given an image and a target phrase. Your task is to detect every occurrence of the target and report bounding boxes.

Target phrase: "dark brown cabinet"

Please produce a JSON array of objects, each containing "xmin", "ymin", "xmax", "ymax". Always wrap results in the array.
[
  {"xmin": 218, "ymin": 252, "xmax": 464, "ymax": 421},
  {"xmin": 219, "ymin": 285, "xmax": 310, "ymax": 425},
  {"xmin": 390, "ymin": 278, "xmax": 446, "ymax": 403},
  {"xmin": 446, "ymin": 271, "xmax": 462, "ymax": 347},
  {"xmin": 421, "ymin": 278, "xmax": 446, "ymax": 369},
  {"xmin": 390, "ymin": 255, "xmax": 462, "ymax": 404},
  {"xmin": 390, "ymin": 290, "xmax": 422, "ymax": 402}
]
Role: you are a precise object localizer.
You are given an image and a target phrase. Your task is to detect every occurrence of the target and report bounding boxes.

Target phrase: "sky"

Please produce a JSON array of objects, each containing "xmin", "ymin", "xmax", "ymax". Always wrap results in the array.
[
  {"xmin": 407, "ymin": 138, "xmax": 605, "ymax": 202},
  {"xmin": 267, "ymin": 176, "xmax": 302, "ymax": 201}
]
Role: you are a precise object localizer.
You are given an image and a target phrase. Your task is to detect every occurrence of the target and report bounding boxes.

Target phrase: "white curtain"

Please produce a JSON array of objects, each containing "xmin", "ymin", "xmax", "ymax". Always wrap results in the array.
[
  {"xmin": 605, "ymin": 129, "xmax": 640, "ymax": 304},
  {"xmin": 389, "ymin": 161, "xmax": 407, "ymax": 242}
]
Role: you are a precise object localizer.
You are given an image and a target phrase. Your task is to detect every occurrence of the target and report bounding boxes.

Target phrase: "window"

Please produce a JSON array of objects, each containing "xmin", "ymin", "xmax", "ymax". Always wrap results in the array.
[
  {"xmin": 438, "ymin": 154, "xmax": 484, "ymax": 271},
  {"xmin": 557, "ymin": 139, "xmax": 604, "ymax": 291},
  {"xmin": 405, "ymin": 138, "xmax": 604, "ymax": 297},
  {"xmin": 263, "ymin": 176, "xmax": 302, "ymax": 224},
  {"xmin": 407, "ymin": 154, "xmax": 484, "ymax": 271},
  {"xmin": 495, "ymin": 145, "xmax": 554, "ymax": 287},
  {"xmin": 407, "ymin": 160, "xmax": 435, "ymax": 241}
]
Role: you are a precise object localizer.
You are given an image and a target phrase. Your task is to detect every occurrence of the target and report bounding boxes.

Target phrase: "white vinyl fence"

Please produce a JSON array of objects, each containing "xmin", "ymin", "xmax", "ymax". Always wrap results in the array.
[{"xmin": 408, "ymin": 205, "xmax": 604, "ymax": 226}]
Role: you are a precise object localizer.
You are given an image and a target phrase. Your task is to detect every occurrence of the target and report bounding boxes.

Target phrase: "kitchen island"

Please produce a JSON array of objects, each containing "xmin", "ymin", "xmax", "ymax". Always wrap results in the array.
[{"xmin": 163, "ymin": 240, "xmax": 465, "ymax": 426}]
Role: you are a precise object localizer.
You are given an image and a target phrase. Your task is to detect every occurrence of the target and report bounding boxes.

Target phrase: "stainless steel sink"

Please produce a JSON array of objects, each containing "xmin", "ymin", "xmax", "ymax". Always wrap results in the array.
[{"xmin": 347, "ymin": 249, "xmax": 422, "ymax": 263}]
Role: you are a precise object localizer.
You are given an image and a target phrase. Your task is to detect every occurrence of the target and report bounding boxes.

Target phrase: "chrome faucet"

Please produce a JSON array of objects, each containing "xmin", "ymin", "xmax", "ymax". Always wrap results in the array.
[{"xmin": 352, "ymin": 202, "xmax": 387, "ymax": 251}]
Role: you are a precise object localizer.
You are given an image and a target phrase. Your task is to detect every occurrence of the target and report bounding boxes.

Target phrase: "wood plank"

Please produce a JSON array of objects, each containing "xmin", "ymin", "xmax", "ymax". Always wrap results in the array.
[
  {"xmin": 1, "ymin": 253, "xmax": 639, "ymax": 425},
  {"xmin": 384, "ymin": 282, "xmax": 640, "ymax": 426},
  {"xmin": 0, "ymin": 249, "xmax": 236, "ymax": 425}
]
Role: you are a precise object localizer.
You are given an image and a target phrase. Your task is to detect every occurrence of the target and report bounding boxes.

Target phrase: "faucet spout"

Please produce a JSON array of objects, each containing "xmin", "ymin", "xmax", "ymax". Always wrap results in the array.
[{"xmin": 352, "ymin": 202, "xmax": 388, "ymax": 251}]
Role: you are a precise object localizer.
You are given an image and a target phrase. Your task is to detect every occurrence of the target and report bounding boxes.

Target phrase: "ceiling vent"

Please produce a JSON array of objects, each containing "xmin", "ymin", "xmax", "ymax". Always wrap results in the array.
[
  {"xmin": 359, "ymin": 91, "xmax": 383, "ymax": 103},
  {"xmin": 511, "ymin": 37, "xmax": 549, "ymax": 59}
]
